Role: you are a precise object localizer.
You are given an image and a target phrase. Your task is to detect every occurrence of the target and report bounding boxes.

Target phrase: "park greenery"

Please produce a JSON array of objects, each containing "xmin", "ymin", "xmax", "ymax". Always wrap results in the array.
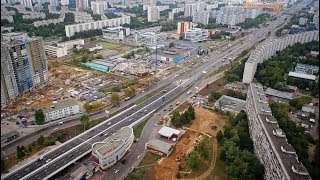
[
  {"xmin": 255, "ymin": 41, "xmax": 319, "ymax": 95},
  {"xmin": 80, "ymin": 114, "xmax": 89, "ymax": 131},
  {"xmin": 237, "ymin": 13, "xmax": 271, "ymax": 29},
  {"xmin": 2, "ymin": 7, "xmax": 75, "ymax": 38},
  {"xmin": 83, "ymin": 101, "xmax": 103, "ymax": 111},
  {"xmin": 16, "ymin": 145, "xmax": 27, "ymax": 159},
  {"xmin": 289, "ymin": 96, "xmax": 312, "ymax": 110},
  {"xmin": 210, "ymin": 31, "xmax": 233, "ymax": 40},
  {"xmin": 269, "ymin": 101, "xmax": 319, "ymax": 179},
  {"xmin": 225, "ymin": 89, "xmax": 247, "ymax": 100},
  {"xmin": 35, "ymin": 109, "xmax": 45, "ymax": 125},
  {"xmin": 208, "ymin": 92, "xmax": 222, "ymax": 103},
  {"xmin": 124, "ymin": 86, "xmax": 136, "ymax": 97},
  {"xmin": 208, "ymin": 89, "xmax": 246, "ymax": 103},
  {"xmin": 225, "ymin": 58, "xmax": 247, "ymax": 82},
  {"xmin": 171, "ymin": 106, "xmax": 195, "ymax": 127},
  {"xmin": 99, "ymin": 78, "xmax": 138, "ymax": 93},
  {"xmin": 217, "ymin": 111, "xmax": 264, "ymax": 179},
  {"xmin": 187, "ymin": 137, "xmax": 211, "ymax": 172},
  {"xmin": 61, "ymin": 29, "xmax": 103, "ymax": 42},
  {"xmin": 111, "ymin": 93, "xmax": 120, "ymax": 104}
]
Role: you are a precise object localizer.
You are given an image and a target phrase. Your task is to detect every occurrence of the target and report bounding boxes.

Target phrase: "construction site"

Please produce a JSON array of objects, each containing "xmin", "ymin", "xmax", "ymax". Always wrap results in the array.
[{"xmin": 143, "ymin": 102, "xmax": 231, "ymax": 180}]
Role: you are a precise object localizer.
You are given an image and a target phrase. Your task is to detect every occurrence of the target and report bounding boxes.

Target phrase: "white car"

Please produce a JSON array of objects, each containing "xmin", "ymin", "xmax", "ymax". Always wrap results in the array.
[
  {"xmin": 202, "ymin": 70, "xmax": 206, "ymax": 74},
  {"xmin": 114, "ymin": 169, "xmax": 119, "ymax": 174}
]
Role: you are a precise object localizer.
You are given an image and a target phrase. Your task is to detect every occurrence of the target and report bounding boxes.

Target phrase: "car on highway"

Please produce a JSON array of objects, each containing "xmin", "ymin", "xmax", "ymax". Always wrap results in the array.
[
  {"xmin": 107, "ymin": 122, "xmax": 112, "ymax": 125},
  {"xmin": 46, "ymin": 159, "xmax": 51, "ymax": 163}
]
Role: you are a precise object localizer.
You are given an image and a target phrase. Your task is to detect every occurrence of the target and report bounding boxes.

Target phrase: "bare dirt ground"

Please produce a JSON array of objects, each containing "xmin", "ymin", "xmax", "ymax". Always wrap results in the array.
[
  {"xmin": 155, "ymin": 107, "xmax": 230, "ymax": 180},
  {"xmin": 198, "ymin": 77, "xmax": 227, "ymax": 96}
]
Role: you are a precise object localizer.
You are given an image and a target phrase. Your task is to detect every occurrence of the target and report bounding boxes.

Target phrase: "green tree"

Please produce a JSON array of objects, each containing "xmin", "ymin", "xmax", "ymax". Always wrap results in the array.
[
  {"xmin": 171, "ymin": 111, "xmax": 182, "ymax": 127},
  {"xmin": 124, "ymin": 87, "xmax": 136, "ymax": 97},
  {"xmin": 217, "ymin": 130, "xmax": 224, "ymax": 144},
  {"xmin": 16, "ymin": 146, "xmax": 25, "ymax": 159},
  {"xmin": 35, "ymin": 109, "xmax": 45, "ymax": 125},
  {"xmin": 37, "ymin": 135, "xmax": 45, "ymax": 145},
  {"xmin": 188, "ymin": 151, "xmax": 200, "ymax": 170},
  {"xmin": 208, "ymin": 92, "xmax": 222, "ymax": 102},
  {"xmin": 111, "ymin": 93, "xmax": 120, "ymax": 105},
  {"xmin": 80, "ymin": 114, "xmax": 89, "ymax": 131},
  {"xmin": 1, "ymin": 154, "xmax": 6, "ymax": 173}
]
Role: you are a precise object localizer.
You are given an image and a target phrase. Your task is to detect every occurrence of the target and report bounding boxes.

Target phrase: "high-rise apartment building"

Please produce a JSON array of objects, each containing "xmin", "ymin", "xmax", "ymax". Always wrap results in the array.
[
  {"xmin": 61, "ymin": 0, "xmax": 69, "ymax": 6},
  {"xmin": 1, "ymin": 44, "xmax": 19, "ymax": 106},
  {"xmin": 177, "ymin": 21, "xmax": 193, "ymax": 35},
  {"xmin": 192, "ymin": 11, "xmax": 209, "ymax": 25},
  {"xmin": 76, "ymin": 0, "xmax": 88, "ymax": 11},
  {"xmin": 21, "ymin": 0, "xmax": 33, "ymax": 8},
  {"xmin": 50, "ymin": 0, "xmax": 58, "ymax": 7},
  {"xmin": 184, "ymin": 3, "xmax": 197, "ymax": 17},
  {"xmin": 1, "ymin": 37, "xmax": 48, "ymax": 107},
  {"xmin": 147, "ymin": 6, "xmax": 160, "ymax": 22},
  {"xmin": 91, "ymin": 1, "xmax": 108, "ymax": 15}
]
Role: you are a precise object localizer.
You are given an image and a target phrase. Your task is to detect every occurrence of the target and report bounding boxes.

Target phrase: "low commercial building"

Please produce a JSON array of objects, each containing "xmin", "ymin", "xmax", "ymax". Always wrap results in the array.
[
  {"xmin": 265, "ymin": 87, "xmax": 294, "ymax": 100},
  {"xmin": 102, "ymin": 27, "xmax": 130, "ymax": 40},
  {"xmin": 42, "ymin": 99, "xmax": 80, "ymax": 122},
  {"xmin": 301, "ymin": 104, "xmax": 315, "ymax": 113},
  {"xmin": 288, "ymin": 71, "xmax": 318, "ymax": 81},
  {"xmin": 56, "ymin": 39, "xmax": 85, "ymax": 50},
  {"xmin": 92, "ymin": 126, "xmax": 134, "ymax": 170},
  {"xmin": 157, "ymin": 126, "xmax": 181, "ymax": 139},
  {"xmin": 215, "ymin": 95, "xmax": 246, "ymax": 114},
  {"xmin": 44, "ymin": 45, "xmax": 68, "ymax": 58},
  {"xmin": 184, "ymin": 28, "xmax": 208, "ymax": 43},
  {"xmin": 145, "ymin": 138, "xmax": 173, "ymax": 157},
  {"xmin": 77, "ymin": 43, "xmax": 103, "ymax": 52}
]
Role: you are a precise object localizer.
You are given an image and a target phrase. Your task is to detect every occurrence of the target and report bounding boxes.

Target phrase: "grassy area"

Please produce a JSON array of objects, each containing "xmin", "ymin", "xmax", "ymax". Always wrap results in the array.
[
  {"xmin": 204, "ymin": 159, "xmax": 228, "ymax": 180},
  {"xmin": 97, "ymin": 41, "xmax": 121, "ymax": 50},
  {"xmin": 133, "ymin": 119, "xmax": 148, "ymax": 138},
  {"xmin": 133, "ymin": 84, "xmax": 170, "ymax": 105},
  {"xmin": 167, "ymin": 66, "xmax": 182, "ymax": 74},
  {"xmin": 139, "ymin": 152, "xmax": 162, "ymax": 167}
]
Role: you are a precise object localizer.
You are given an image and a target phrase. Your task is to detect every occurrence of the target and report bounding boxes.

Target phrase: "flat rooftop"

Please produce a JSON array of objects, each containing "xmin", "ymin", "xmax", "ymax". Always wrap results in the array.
[
  {"xmin": 250, "ymin": 83, "xmax": 310, "ymax": 179},
  {"xmin": 265, "ymin": 87, "xmax": 294, "ymax": 100},
  {"xmin": 288, "ymin": 71, "xmax": 317, "ymax": 81},
  {"xmin": 92, "ymin": 126, "xmax": 133, "ymax": 157},
  {"xmin": 216, "ymin": 95, "xmax": 246, "ymax": 113},
  {"xmin": 42, "ymin": 99, "xmax": 78, "ymax": 114},
  {"xmin": 146, "ymin": 138, "xmax": 172, "ymax": 154},
  {"xmin": 158, "ymin": 126, "xmax": 180, "ymax": 138}
]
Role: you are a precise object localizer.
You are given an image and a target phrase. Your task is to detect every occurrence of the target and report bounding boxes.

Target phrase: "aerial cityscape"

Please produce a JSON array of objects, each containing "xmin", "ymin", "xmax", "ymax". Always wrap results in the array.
[{"xmin": 0, "ymin": 0, "xmax": 319, "ymax": 179}]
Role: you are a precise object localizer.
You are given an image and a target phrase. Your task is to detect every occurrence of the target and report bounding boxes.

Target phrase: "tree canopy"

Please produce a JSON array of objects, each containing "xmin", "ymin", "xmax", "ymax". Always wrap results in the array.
[
  {"xmin": 218, "ymin": 111, "xmax": 263, "ymax": 179},
  {"xmin": 171, "ymin": 105, "xmax": 195, "ymax": 127},
  {"xmin": 35, "ymin": 109, "xmax": 45, "ymax": 125}
]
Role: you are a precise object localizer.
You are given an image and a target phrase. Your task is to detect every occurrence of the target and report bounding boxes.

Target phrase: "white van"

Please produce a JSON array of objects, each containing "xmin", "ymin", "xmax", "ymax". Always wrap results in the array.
[{"xmin": 59, "ymin": 121, "xmax": 64, "ymax": 125}]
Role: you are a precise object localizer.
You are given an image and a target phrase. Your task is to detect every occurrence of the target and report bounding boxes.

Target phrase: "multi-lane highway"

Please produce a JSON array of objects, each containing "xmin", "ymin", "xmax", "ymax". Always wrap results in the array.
[{"xmin": 2, "ymin": 1, "xmax": 312, "ymax": 179}]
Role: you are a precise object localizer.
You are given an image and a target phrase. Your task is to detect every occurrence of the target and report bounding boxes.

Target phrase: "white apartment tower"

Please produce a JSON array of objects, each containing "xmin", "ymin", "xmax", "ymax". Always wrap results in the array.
[
  {"xmin": 193, "ymin": 11, "xmax": 209, "ymax": 25},
  {"xmin": 184, "ymin": 3, "xmax": 197, "ymax": 17},
  {"xmin": 91, "ymin": 1, "xmax": 107, "ymax": 15},
  {"xmin": 147, "ymin": 6, "xmax": 160, "ymax": 22},
  {"xmin": 61, "ymin": 0, "xmax": 69, "ymax": 6},
  {"xmin": 21, "ymin": 0, "xmax": 33, "ymax": 8}
]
